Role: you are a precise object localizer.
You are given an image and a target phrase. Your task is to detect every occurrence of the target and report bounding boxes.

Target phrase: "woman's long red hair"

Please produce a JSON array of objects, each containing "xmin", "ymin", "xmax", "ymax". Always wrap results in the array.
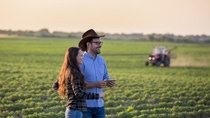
[{"xmin": 57, "ymin": 47, "xmax": 85, "ymax": 98}]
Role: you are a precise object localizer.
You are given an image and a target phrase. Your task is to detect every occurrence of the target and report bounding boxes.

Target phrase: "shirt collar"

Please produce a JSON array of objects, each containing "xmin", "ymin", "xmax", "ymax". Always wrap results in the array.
[{"xmin": 85, "ymin": 52, "xmax": 97, "ymax": 59}]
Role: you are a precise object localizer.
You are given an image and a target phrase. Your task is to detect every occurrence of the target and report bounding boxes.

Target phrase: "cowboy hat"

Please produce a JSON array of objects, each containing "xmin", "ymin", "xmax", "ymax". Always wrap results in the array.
[{"xmin": 78, "ymin": 29, "xmax": 105, "ymax": 51}]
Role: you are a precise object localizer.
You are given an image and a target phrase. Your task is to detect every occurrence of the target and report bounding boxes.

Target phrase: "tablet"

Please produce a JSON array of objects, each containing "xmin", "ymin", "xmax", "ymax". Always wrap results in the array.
[{"xmin": 106, "ymin": 79, "xmax": 116, "ymax": 82}]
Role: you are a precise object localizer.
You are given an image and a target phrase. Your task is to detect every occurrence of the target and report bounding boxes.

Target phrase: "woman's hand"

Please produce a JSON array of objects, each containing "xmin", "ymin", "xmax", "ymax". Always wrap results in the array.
[{"xmin": 99, "ymin": 92, "xmax": 105, "ymax": 98}]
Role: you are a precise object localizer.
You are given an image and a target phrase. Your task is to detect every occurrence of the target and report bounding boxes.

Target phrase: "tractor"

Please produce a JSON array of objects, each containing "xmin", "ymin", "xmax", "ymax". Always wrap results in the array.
[{"xmin": 145, "ymin": 46, "xmax": 177, "ymax": 67}]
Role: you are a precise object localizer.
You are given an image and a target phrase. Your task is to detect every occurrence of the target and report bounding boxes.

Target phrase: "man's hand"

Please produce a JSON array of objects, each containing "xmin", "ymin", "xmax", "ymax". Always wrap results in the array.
[
  {"xmin": 96, "ymin": 80, "xmax": 107, "ymax": 88},
  {"xmin": 106, "ymin": 80, "xmax": 115, "ymax": 87}
]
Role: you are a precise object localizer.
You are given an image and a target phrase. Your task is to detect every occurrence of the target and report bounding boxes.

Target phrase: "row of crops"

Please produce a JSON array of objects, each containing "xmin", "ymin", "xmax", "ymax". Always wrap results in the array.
[{"xmin": 0, "ymin": 37, "xmax": 210, "ymax": 118}]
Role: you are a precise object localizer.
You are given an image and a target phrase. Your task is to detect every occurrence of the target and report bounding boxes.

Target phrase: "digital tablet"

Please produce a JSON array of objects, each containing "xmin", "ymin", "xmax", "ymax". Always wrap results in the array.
[{"xmin": 106, "ymin": 79, "xmax": 116, "ymax": 82}]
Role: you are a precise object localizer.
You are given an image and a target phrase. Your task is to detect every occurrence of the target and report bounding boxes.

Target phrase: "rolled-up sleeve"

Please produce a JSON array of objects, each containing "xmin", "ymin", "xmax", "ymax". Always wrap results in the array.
[{"xmin": 52, "ymin": 79, "xmax": 59, "ymax": 91}]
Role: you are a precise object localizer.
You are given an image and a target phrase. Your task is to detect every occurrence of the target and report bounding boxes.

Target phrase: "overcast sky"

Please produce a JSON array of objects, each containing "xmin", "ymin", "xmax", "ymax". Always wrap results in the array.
[{"xmin": 1, "ymin": 0, "xmax": 210, "ymax": 35}]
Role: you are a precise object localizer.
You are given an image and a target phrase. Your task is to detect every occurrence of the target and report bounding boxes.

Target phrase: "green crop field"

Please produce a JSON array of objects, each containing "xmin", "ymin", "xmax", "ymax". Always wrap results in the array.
[{"xmin": 0, "ymin": 37, "xmax": 210, "ymax": 118}]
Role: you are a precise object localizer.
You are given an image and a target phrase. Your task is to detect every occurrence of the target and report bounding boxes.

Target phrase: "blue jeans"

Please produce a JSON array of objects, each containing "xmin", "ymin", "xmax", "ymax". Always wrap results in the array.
[
  {"xmin": 82, "ymin": 107, "xmax": 105, "ymax": 118},
  {"xmin": 65, "ymin": 108, "xmax": 82, "ymax": 118}
]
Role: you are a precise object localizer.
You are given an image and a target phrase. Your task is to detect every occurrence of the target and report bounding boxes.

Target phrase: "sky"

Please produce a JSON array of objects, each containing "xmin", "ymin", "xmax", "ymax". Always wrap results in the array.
[{"xmin": 1, "ymin": 0, "xmax": 210, "ymax": 35}]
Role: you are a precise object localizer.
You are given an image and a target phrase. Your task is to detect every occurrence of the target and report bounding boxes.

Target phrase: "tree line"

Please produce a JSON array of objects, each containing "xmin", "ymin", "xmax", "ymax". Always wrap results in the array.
[{"xmin": 0, "ymin": 28, "xmax": 210, "ymax": 43}]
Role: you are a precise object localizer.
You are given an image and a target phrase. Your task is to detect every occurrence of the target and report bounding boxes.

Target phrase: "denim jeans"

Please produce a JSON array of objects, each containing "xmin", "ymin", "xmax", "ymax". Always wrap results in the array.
[
  {"xmin": 82, "ymin": 107, "xmax": 105, "ymax": 118},
  {"xmin": 65, "ymin": 108, "xmax": 83, "ymax": 118}
]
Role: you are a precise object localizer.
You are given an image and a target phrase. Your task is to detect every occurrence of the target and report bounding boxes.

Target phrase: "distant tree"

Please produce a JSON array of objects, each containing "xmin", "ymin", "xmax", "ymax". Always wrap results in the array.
[
  {"xmin": 38, "ymin": 28, "xmax": 51, "ymax": 37},
  {"xmin": 148, "ymin": 34, "xmax": 155, "ymax": 41},
  {"xmin": 8, "ymin": 29, "xmax": 12, "ymax": 35}
]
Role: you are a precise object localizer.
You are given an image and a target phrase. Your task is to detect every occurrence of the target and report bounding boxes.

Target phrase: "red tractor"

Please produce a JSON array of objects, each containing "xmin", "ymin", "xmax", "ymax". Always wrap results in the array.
[{"xmin": 145, "ymin": 46, "xmax": 177, "ymax": 67}]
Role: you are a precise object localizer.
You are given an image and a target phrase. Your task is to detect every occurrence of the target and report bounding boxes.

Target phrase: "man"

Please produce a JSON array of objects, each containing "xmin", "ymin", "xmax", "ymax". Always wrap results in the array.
[{"xmin": 78, "ymin": 29, "xmax": 115, "ymax": 118}]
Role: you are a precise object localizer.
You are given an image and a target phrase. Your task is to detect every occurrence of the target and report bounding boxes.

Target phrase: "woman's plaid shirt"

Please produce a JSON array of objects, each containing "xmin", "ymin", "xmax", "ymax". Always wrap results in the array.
[{"xmin": 65, "ymin": 69, "xmax": 99, "ymax": 112}]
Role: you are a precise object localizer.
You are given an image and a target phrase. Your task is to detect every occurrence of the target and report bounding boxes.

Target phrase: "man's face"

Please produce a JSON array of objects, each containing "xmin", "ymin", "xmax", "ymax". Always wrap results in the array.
[{"xmin": 89, "ymin": 38, "xmax": 103, "ymax": 54}]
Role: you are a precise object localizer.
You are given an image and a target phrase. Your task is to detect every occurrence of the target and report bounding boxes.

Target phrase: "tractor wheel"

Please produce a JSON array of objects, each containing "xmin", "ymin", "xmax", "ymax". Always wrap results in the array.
[
  {"xmin": 164, "ymin": 57, "xmax": 170, "ymax": 67},
  {"xmin": 156, "ymin": 61, "xmax": 161, "ymax": 67},
  {"xmin": 145, "ymin": 61, "xmax": 149, "ymax": 66}
]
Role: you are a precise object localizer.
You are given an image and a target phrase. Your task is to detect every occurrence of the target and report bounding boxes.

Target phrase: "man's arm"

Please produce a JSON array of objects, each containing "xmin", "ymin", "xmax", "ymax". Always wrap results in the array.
[{"xmin": 85, "ymin": 80, "xmax": 107, "ymax": 89}]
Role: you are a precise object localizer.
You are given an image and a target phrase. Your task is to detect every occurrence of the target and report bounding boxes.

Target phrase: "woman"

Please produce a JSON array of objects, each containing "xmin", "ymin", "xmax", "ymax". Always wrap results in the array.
[{"xmin": 53, "ymin": 47, "xmax": 105, "ymax": 118}]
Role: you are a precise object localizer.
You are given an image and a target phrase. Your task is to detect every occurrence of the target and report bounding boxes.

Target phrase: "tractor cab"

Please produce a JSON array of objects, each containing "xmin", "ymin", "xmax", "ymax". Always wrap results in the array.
[{"xmin": 146, "ymin": 46, "xmax": 170, "ymax": 67}]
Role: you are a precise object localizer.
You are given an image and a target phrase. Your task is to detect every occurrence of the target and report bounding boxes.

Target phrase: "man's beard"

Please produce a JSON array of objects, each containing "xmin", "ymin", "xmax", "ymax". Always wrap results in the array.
[{"xmin": 96, "ymin": 48, "xmax": 101, "ymax": 54}]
